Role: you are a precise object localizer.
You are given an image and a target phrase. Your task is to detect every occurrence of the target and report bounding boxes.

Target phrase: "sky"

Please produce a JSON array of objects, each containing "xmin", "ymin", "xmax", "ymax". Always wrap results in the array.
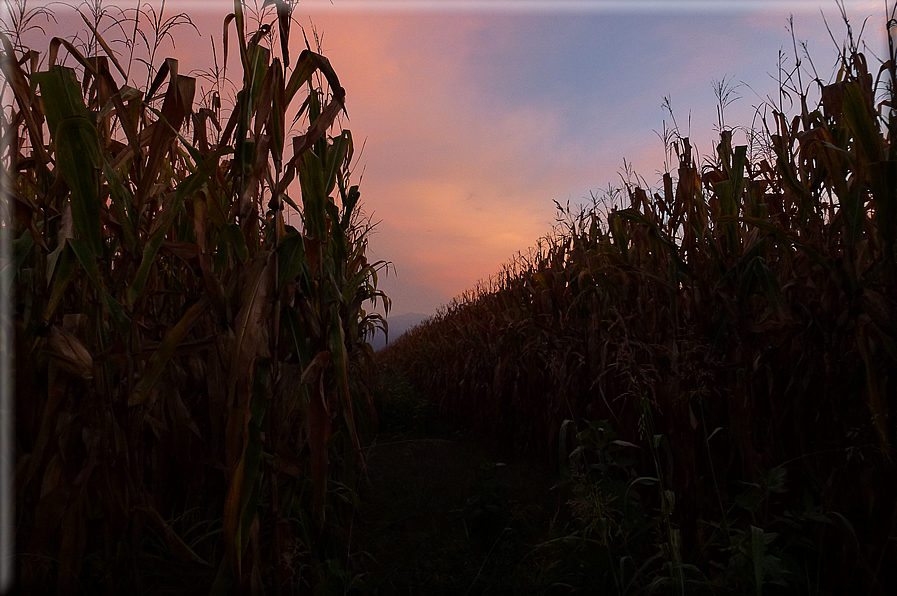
[{"xmin": 13, "ymin": 0, "xmax": 892, "ymax": 317}]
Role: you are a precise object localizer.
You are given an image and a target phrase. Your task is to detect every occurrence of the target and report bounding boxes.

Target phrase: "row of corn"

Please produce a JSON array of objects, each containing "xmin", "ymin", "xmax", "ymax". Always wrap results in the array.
[
  {"xmin": 5, "ymin": 1, "xmax": 386, "ymax": 593},
  {"xmin": 382, "ymin": 13, "xmax": 897, "ymax": 593}
]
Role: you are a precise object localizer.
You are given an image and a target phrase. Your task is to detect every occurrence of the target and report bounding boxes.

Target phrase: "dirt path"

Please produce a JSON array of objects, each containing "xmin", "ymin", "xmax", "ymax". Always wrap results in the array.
[{"xmin": 351, "ymin": 381, "xmax": 572, "ymax": 595}]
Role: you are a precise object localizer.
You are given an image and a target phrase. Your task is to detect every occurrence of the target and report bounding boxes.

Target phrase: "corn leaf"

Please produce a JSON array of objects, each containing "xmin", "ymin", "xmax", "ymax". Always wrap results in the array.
[
  {"xmin": 129, "ymin": 297, "xmax": 211, "ymax": 406},
  {"xmin": 45, "ymin": 243, "xmax": 77, "ymax": 320}
]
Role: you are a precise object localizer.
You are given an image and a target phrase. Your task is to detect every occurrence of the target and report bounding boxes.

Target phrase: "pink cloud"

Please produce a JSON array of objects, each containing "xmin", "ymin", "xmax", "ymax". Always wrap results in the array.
[{"xmin": 30, "ymin": 3, "xmax": 888, "ymax": 317}]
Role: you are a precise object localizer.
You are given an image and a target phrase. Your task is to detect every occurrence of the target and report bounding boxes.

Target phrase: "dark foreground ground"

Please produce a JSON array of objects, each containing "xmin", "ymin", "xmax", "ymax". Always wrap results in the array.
[{"xmin": 351, "ymin": 375, "xmax": 575, "ymax": 595}]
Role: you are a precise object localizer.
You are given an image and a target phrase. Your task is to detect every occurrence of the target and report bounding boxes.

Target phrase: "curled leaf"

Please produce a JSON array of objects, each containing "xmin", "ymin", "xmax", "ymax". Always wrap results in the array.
[{"xmin": 44, "ymin": 326, "xmax": 93, "ymax": 380}]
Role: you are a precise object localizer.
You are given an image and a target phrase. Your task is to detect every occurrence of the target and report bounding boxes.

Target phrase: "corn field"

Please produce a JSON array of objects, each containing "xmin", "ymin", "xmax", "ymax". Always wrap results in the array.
[
  {"xmin": 4, "ymin": 0, "xmax": 388, "ymax": 592},
  {"xmin": 382, "ymin": 9, "xmax": 897, "ymax": 594}
]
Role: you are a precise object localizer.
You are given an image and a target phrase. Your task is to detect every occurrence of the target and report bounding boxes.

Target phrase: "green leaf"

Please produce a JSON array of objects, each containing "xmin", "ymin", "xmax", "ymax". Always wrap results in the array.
[
  {"xmin": 215, "ymin": 233, "xmax": 229, "ymax": 273},
  {"xmin": 615, "ymin": 208, "xmax": 692, "ymax": 277},
  {"xmin": 137, "ymin": 505, "xmax": 212, "ymax": 567},
  {"xmin": 325, "ymin": 201, "xmax": 346, "ymax": 260},
  {"xmin": 282, "ymin": 305, "xmax": 310, "ymax": 365},
  {"xmin": 323, "ymin": 131, "xmax": 350, "ymax": 197},
  {"xmin": 714, "ymin": 144, "xmax": 746, "ymax": 254},
  {"xmin": 330, "ymin": 309, "xmax": 361, "ymax": 465},
  {"xmin": 103, "ymin": 161, "xmax": 139, "ymax": 255},
  {"xmin": 32, "ymin": 66, "xmax": 90, "ymax": 133},
  {"xmin": 248, "ymin": 45, "xmax": 270, "ymax": 108},
  {"xmin": 720, "ymin": 215, "xmax": 829, "ymax": 268},
  {"xmin": 299, "ymin": 148, "xmax": 327, "ymax": 239},
  {"xmin": 751, "ymin": 525, "xmax": 765, "ymax": 596},
  {"xmin": 225, "ymin": 223, "xmax": 248, "ymax": 264},
  {"xmin": 129, "ymin": 190, "xmax": 187, "ymax": 305},
  {"xmin": 34, "ymin": 67, "xmax": 103, "ymax": 255},
  {"xmin": 102, "ymin": 292, "xmax": 132, "ymax": 340},
  {"xmin": 340, "ymin": 185, "xmax": 361, "ymax": 230},
  {"xmin": 45, "ymin": 242, "xmax": 77, "ymax": 319},
  {"xmin": 269, "ymin": 60, "xmax": 286, "ymax": 166},
  {"xmin": 277, "ymin": 231, "xmax": 307, "ymax": 290},
  {"xmin": 610, "ymin": 212, "xmax": 628, "ymax": 261},
  {"xmin": 69, "ymin": 237, "xmax": 131, "ymax": 337},
  {"xmin": 842, "ymin": 81, "xmax": 882, "ymax": 163},
  {"xmin": 56, "ymin": 116, "xmax": 102, "ymax": 255},
  {"xmin": 129, "ymin": 297, "xmax": 211, "ymax": 406},
  {"xmin": 13, "ymin": 229, "xmax": 34, "ymax": 272},
  {"xmin": 239, "ymin": 360, "xmax": 268, "ymax": 555},
  {"xmin": 226, "ymin": 251, "xmax": 274, "ymax": 410},
  {"xmin": 235, "ymin": 136, "xmax": 255, "ymax": 179},
  {"xmin": 68, "ymin": 238, "xmax": 103, "ymax": 292}
]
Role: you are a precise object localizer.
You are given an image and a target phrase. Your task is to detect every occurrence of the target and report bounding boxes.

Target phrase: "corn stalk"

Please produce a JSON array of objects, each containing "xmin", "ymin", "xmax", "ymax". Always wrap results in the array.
[{"xmin": 5, "ymin": 1, "xmax": 387, "ymax": 592}]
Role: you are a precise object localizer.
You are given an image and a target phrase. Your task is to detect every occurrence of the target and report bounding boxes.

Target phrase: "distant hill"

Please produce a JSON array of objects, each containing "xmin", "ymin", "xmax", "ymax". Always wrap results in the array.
[{"xmin": 368, "ymin": 312, "xmax": 430, "ymax": 351}]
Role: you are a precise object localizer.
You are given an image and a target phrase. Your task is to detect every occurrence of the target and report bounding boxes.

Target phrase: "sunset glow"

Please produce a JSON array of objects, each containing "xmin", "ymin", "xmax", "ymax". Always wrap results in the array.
[{"xmin": 24, "ymin": 0, "xmax": 890, "ymax": 316}]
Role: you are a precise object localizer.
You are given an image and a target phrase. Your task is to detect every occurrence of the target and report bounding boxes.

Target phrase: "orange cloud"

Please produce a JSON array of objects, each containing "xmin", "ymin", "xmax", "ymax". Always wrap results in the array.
[{"xmin": 37, "ymin": 3, "xmax": 885, "ymax": 317}]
